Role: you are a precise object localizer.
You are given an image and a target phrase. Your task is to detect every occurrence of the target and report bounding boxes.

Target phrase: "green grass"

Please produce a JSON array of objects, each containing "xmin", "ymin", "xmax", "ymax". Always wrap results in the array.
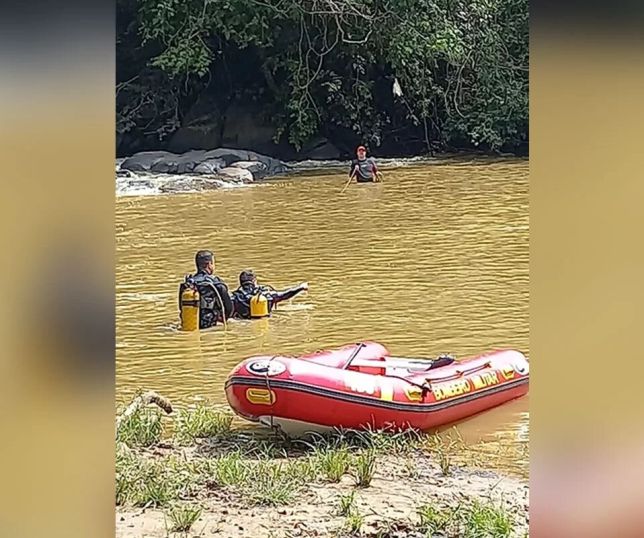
[
  {"xmin": 117, "ymin": 449, "xmax": 310, "ymax": 508},
  {"xmin": 166, "ymin": 503, "xmax": 203, "ymax": 533},
  {"xmin": 212, "ymin": 452, "xmax": 250, "ymax": 487},
  {"xmin": 343, "ymin": 509, "xmax": 365, "ymax": 536},
  {"xmin": 299, "ymin": 427, "xmax": 423, "ymax": 457},
  {"xmin": 314, "ymin": 447, "xmax": 351, "ymax": 482},
  {"xmin": 337, "ymin": 491, "xmax": 356, "ymax": 516},
  {"xmin": 209, "ymin": 453, "xmax": 303, "ymax": 506},
  {"xmin": 353, "ymin": 449, "xmax": 377, "ymax": 488},
  {"xmin": 461, "ymin": 499, "xmax": 512, "ymax": 538},
  {"xmin": 174, "ymin": 405, "xmax": 233, "ymax": 444},
  {"xmin": 115, "ymin": 418, "xmax": 522, "ymax": 533},
  {"xmin": 426, "ymin": 433, "xmax": 454, "ymax": 476},
  {"xmin": 403, "ymin": 457, "xmax": 420, "ymax": 479},
  {"xmin": 247, "ymin": 461, "xmax": 298, "ymax": 506},
  {"xmin": 116, "ymin": 407, "xmax": 163, "ymax": 448},
  {"xmin": 350, "ymin": 427, "xmax": 423, "ymax": 456},
  {"xmin": 284, "ymin": 456, "xmax": 319, "ymax": 484},
  {"xmin": 417, "ymin": 504, "xmax": 453, "ymax": 535},
  {"xmin": 133, "ymin": 460, "xmax": 181, "ymax": 507},
  {"xmin": 416, "ymin": 500, "xmax": 514, "ymax": 538},
  {"xmin": 116, "ymin": 450, "xmax": 206, "ymax": 508},
  {"xmin": 116, "ymin": 448, "xmax": 141, "ymax": 505}
]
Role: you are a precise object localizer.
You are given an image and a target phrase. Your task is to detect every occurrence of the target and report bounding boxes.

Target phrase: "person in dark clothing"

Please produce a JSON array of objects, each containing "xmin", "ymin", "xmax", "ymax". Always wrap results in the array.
[
  {"xmin": 232, "ymin": 270, "xmax": 308, "ymax": 319},
  {"xmin": 348, "ymin": 145, "xmax": 383, "ymax": 183},
  {"xmin": 179, "ymin": 250, "xmax": 233, "ymax": 329}
]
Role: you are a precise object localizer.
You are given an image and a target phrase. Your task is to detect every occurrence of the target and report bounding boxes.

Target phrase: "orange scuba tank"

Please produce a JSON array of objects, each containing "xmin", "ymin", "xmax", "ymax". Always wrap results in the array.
[
  {"xmin": 180, "ymin": 280, "xmax": 200, "ymax": 331},
  {"xmin": 250, "ymin": 292, "xmax": 269, "ymax": 318}
]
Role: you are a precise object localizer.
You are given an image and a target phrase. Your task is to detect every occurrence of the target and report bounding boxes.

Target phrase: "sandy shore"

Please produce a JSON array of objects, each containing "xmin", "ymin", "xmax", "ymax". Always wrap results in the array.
[{"xmin": 116, "ymin": 434, "xmax": 528, "ymax": 537}]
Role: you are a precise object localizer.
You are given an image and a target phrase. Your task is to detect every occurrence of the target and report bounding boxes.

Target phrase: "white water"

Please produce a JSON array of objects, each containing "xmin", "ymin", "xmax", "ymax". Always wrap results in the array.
[{"xmin": 115, "ymin": 154, "xmax": 498, "ymax": 197}]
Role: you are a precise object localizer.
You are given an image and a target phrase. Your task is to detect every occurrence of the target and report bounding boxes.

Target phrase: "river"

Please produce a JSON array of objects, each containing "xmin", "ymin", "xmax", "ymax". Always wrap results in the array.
[{"xmin": 116, "ymin": 157, "xmax": 529, "ymax": 472}]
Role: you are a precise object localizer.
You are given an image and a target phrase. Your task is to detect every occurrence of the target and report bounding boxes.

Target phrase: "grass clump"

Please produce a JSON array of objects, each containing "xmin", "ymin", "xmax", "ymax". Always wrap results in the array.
[
  {"xmin": 212, "ymin": 452, "xmax": 250, "ymax": 487},
  {"xmin": 416, "ymin": 500, "xmax": 513, "ymax": 537},
  {"xmin": 337, "ymin": 491, "xmax": 356, "ymax": 516},
  {"xmin": 461, "ymin": 499, "xmax": 512, "ymax": 538},
  {"xmin": 133, "ymin": 460, "xmax": 181, "ymax": 507},
  {"xmin": 116, "ymin": 448, "xmax": 141, "ymax": 505},
  {"xmin": 403, "ymin": 457, "xmax": 420, "ymax": 479},
  {"xmin": 353, "ymin": 427, "xmax": 423, "ymax": 456},
  {"xmin": 353, "ymin": 449, "xmax": 377, "ymax": 488},
  {"xmin": 116, "ymin": 450, "xmax": 205, "ymax": 508},
  {"xmin": 210, "ymin": 453, "xmax": 301, "ymax": 506},
  {"xmin": 166, "ymin": 503, "xmax": 202, "ymax": 533},
  {"xmin": 314, "ymin": 447, "xmax": 351, "ymax": 482},
  {"xmin": 343, "ymin": 509, "xmax": 365, "ymax": 536},
  {"xmin": 174, "ymin": 405, "xmax": 233, "ymax": 444},
  {"xmin": 284, "ymin": 456, "xmax": 319, "ymax": 484},
  {"xmin": 426, "ymin": 433, "xmax": 454, "ymax": 476},
  {"xmin": 417, "ymin": 504, "xmax": 453, "ymax": 535},
  {"xmin": 248, "ymin": 462, "xmax": 297, "ymax": 506},
  {"xmin": 116, "ymin": 407, "xmax": 163, "ymax": 448}
]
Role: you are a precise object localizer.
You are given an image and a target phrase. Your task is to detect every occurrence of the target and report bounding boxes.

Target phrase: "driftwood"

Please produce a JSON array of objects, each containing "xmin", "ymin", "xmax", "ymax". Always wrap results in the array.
[{"xmin": 116, "ymin": 390, "xmax": 173, "ymax": 432}]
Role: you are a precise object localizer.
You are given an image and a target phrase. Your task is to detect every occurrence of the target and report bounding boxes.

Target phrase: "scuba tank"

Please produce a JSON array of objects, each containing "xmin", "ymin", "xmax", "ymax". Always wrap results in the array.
[
  {"xmin": 250, "ymin": 292, "xmax": 269, "ymax": 318},
  {"xmin": 179, "ymin": 276, "xmax": 200, "ymax": 331}
]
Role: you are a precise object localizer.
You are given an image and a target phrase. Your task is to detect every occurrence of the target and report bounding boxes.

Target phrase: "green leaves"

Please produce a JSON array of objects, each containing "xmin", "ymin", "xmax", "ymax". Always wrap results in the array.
[{"xmin": 117, "ymin": 0, "xmax": 528, "ymax": 153}]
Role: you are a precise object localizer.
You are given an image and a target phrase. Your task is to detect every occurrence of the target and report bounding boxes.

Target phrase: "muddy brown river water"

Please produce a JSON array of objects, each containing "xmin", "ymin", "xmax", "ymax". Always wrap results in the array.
[{"xmin": 116, "ymin": 157, "xmax": 529, "ymax": 471}]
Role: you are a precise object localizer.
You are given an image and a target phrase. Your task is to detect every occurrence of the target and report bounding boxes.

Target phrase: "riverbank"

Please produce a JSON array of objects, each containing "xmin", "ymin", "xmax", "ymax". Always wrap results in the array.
[{"xmin": 115, "ymin": 401, "xmax": 528, "ymax": 537}]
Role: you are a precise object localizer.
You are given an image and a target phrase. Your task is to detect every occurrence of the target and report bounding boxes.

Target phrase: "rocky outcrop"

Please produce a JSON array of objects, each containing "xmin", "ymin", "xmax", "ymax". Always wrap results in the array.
[
  {"xmin": 298, "ymin": 136, "xmax": 342, "ymax": 160},
  {"xmin": 194, "ymin": 158, "xmax": 226, "ymax": 175},
  {"xmin": 150, "ymin": 150, "xmax": 207, "ymax": 174},
  {"xmin": 119, "ymin": 151, "xmax": 174, "ymax": 172},
  {"xmin": 120, "ymin": 147, "xmax": 289, "ymax": 181},
  {"xmin": 230, "ymin": 160, "xmax": 268, "ymax": 179},
  {"xmin": 218, "ymin": 167, "xmax": 254, "ymax": 183}
]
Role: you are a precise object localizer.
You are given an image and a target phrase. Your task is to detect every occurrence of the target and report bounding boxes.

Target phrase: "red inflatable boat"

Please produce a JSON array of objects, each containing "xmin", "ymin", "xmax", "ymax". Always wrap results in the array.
[{"xmin": 224, "ymin": 342, "xmax": 529, "ymax": 434}]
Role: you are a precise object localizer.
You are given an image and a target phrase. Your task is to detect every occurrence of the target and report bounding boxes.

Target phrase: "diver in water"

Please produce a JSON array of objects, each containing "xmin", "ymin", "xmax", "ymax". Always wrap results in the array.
[
  {"xmin": 179, "ymin": 250, "xmax": 233, "ymax": 329},
  {"xmin": 232, "ymin": 270, "xmax": 308, "ymax": 319}
]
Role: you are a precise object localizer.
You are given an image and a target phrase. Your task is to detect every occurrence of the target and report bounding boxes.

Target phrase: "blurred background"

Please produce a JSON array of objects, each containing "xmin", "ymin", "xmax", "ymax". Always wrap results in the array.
[{"xmin": 0, "ymin": 0, "xmax": 643, "ymax": 536}]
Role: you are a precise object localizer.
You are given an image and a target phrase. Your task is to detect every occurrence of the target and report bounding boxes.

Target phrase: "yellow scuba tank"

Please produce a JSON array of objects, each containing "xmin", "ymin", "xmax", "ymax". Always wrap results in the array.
[
  {"xmin": 180, "ymin": 284, "xmax": 200, "ymax": 331},
  {"xmin": 250, "ymin": 292, "xmax": 269, "ymax": 318}
]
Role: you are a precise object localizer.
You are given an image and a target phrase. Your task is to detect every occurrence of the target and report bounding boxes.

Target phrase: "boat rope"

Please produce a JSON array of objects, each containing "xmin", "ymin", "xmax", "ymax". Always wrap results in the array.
[{"xmin": 263, "ymin": 355, "xmax": 280, "ymax": 432}]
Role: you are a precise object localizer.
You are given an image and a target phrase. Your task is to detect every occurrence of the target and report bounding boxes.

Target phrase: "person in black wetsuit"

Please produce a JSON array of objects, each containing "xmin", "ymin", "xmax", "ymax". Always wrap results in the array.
[
  {"xmin": 348, "ymin": 145, "xmax": 383, "ymax": 183},
  {"xmin": 179, "ymin": 250, "xmax": 233, "ymax": 329},
  {"xmin": 232, "ymin": 270, "xmax": 308, "ymax": 319}
]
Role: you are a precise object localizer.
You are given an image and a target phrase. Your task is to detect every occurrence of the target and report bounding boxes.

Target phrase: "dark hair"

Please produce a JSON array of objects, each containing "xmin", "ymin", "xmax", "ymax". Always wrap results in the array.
[
  {"xmin": 239, "ymin": 269, "xmax": 256, "ymax": 284},
  {"xmin": 195, "ymin": 250, "xmax": 214, "ymax": 270}
]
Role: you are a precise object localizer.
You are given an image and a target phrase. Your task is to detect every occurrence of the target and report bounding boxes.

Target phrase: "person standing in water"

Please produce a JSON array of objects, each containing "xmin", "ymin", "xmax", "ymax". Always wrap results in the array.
[
  {"xmin": 349, "ymin": 145, "xmax": 383, "ymax": 183},
  {"xmin": 232, "ymin": 270, "xmax": 308, "ymax": 319},
  {"xmin": 179, "ymin": 250, "xmax": 233, "ymax": 329}
]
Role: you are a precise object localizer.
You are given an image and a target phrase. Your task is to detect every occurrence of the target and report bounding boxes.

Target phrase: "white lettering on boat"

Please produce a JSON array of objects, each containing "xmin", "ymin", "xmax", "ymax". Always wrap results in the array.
[
  {"xmin": 345, "ymin": 372, "xmax": 377, "ymax": 396},
  {"xmin": 471, "ymin": 371, "xmax": 499, "ymax": 389},
  {"xmin": 433, "ymin": 379, "xmax": 471, "ymax": 401}
]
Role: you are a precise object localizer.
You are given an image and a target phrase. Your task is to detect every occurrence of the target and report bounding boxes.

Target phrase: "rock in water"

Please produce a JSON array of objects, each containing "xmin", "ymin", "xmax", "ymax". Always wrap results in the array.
[
  {"xmin": 120, "ymin": 147, "xmax": 288, "ymax": 179},
  {"xmin": 120, "ymin": 151, "xmax": 175, "ymax": 172},
  {"xmin": 218, "ymin": 167, "xmax": 254, "ymax": 183},
  {"xmin": 194, "ymin": 158, "xmax": 226, "ymax": 175},
  {"xmin": 175, "ymin": 150, "xmax": 207, "ymax": 174},
  {"xmin": 203, "ymin": 148, "xmax": 253, "ymax": 166},
  {"xmin": 230, "ymin": 160, "xmax": 268, "ymax": 180}
]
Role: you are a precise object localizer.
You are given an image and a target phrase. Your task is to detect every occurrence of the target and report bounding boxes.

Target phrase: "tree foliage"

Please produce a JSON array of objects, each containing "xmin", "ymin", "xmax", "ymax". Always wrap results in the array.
[{"xmin": 116, "ymin": 0, "xmax": 528, "ymax": 155}]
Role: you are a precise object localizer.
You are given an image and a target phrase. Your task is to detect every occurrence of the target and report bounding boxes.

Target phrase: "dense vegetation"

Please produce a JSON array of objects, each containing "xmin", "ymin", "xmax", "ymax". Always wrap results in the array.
[{"xmin": 116, "ymin": 0, "xmax": 528, "ymax": 158}]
